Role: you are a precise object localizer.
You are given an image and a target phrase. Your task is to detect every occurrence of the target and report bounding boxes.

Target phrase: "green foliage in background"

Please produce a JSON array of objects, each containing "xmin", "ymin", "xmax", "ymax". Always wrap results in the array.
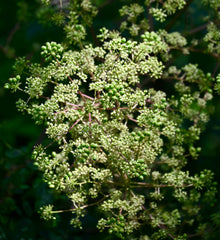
[{"xmin": 2, "ymin": 0, "xmax": 220, "ymax": 239}]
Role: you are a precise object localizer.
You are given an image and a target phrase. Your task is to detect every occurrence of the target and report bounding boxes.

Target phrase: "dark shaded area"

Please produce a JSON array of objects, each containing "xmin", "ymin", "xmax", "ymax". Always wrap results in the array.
[{"xmin": 0, "ymin": 0, "xmax": 220, "ymax": 239}]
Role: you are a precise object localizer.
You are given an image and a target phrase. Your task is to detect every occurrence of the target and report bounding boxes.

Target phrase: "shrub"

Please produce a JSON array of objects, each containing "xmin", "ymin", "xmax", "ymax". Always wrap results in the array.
[{"xmin": 5, "ymin": 0, "xmax": 220, "ymax": 239}]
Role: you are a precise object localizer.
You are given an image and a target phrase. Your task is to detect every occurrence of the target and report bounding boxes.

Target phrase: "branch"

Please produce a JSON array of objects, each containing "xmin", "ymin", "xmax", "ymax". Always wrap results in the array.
[
  {"xmin": 147, "ymin": 6, "xmax": 154, "ymax": 31},
  {"xmin": 148, "ymin": 213, "xmax": 175, "ymax": 240},
  {"xmin": 45, "ymin": 117, "xmax": 83, "ymax": 149},
  {"xmin": 107, "ymin": 180, "xmax": 193, "ymax": 188},
  {"xmin": 80, "ymin": 92, "xmax": 94, "ymax": 101},
  {"xmin": 212, "ymin": 61, "xmax": 220, "ymax": 77},
  {"xmin": 89, "ymin": 112, "xmax": 92, "ymax": 139},
  {"xmin": 52, "ymin": 196, "xmax": 108, "ymax": 214},
  {"xmin": 7, "ymin": 23, "xmax": 20, "ymax": 46},
  {"xmin": 98, "ymin": 0, "xmax": 114, "ymax": 10},
  {"xmin": 187, "ymin": 23, "xmax": 208, "ymax": 35},
  {"xmin": 166, "ymin": 0, "xmax": 194, "ymax": 31},
  {"xmin": 132, "ymin": 182, "xmax": 193, "ymax": 188}
]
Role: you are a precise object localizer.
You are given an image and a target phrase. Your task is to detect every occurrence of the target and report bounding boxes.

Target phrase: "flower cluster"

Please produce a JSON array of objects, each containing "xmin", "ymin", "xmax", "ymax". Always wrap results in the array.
[{"xmin": 6, "ymin": 0, "xmax": 220, "ymax": 239}]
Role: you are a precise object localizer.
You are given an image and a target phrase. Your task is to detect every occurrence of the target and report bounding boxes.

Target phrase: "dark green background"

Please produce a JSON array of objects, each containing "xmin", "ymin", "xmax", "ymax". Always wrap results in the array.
[{"xmin": 0, "ymin": 0, "xmax": 220, "ymax": 239}]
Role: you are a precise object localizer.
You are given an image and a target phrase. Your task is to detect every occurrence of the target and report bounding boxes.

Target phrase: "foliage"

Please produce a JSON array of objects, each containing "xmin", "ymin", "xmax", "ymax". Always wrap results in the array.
[{"xmin": 4, "ymin": 0, "xmax": 220, "ymax": 239}]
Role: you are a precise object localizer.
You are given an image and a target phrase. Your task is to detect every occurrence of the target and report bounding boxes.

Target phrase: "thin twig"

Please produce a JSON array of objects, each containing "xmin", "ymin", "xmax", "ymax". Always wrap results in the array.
[
  {"xmin": 80, "ymin": 92, "xmax": 94, "ymax": 101},
  {"xmin": 148, "ymin": 213, "xmax": 175, "ymax": 239},
  {"xmin": 89, "ymin": 112, "xmax": 92, "ymax": 139},
  {"xmin": 45, "ymin": 117, "xmax": 83, "ymax": 149},
  {"xmin": 98, "ymin": 0, "xmax": 114, "ymax": 10},
  {"xmin": 166, "ymin": 0, "xmax": 194, "ymax": 31},
  {"xmin": 147, "ymin": 6, "xmax": 154, "ymax": 31},
  {"xmin": 7, "ymin": 23, "xmax": 20, "ymax": 45},
  {"xmin": 107, "ymin": 180, "xmax": 193, "ymax": 188},
  {"xmin": 187, "ymin": 23, "xmax": 208, "ymax": 35},
  {"xmin": 52, "ymin": 195, "xmax": 108, "ymax": 214},
  {"xmin": 132, "ymin": 182, "xmax": 193, "ymax": 188},
  {"xmin": 212, "ymin": 61, "xmax": 220, "ymax": 77}
]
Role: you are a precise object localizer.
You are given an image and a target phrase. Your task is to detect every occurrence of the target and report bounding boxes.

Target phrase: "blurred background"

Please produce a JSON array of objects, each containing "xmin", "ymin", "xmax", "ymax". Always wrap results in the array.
[{"xmin": 0, "ymin": 0, "xmax": 220, "ymax": 239}]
